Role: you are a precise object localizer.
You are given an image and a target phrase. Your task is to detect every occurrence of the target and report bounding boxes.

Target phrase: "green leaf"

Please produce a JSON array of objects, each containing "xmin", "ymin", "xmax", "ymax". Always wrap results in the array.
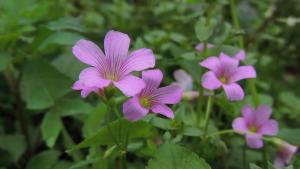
[
  {"xmin": 69, "ymin": 158, "xmax": 99, "ymax": 169},
  {"xmin": 151, "ymin": 116, "xmax": 178, "ymax": 130},
  {"xmin": 25, "ymin": 150, "xmax": 60, "ymax": 169},
  {"xmin": 195, "ymin": 18, "xmax": 216, "ymax": 41},
  {"xmin": 39, "ymin": 31, "xmax": 83, "ymax": 50},
  {"xmin": 279, "ymin": 92, "xmax": 300, "ymax": 111},
  {"xmin": 47, "ymin": 17, "xmax": 86, "ymax": 32},
  {"xmin": 181, "ymin": 125, "xmax": 203, "ymax": 137},
  {"xmin": 20, "ymin": 59, "xmax": 72, "ymax": 110},
  {"xmin": 41, "ymin": 111, "xmax": 62, "ymax": 148},
  {"xmin": 55, "ymin": 98, "xmax": 93, "ymax": 117},
  {"xmin": 70, "ymin": 119, "xmax": 152, "ymax": 151},
  {"xmin": 278, "ymin": 128, "xmax": 300, "ymax": 146},
  {"xmin": 82, "ymin": 104, "xmax": 107, "ymax": 138},
  {"xmin": 0, "ymin": 52, "xmax": 12, "ymax": 71},
  {"xmin": 52, "ymin": 161, "xmax": 72, "ymax": 169},
  {"xmin": 147, "ymin": 143, "xmax": 211, "ymax": 169},
  {"xmin": 52, "ymin": 53, "xmax": 86, "ymax": 80},
  {"xmin": 249, "ymin": 163, "xmax": 262, "ymax": 169},
  {"xmin": 0, "ymin": 134, "xmax": 26, "ymax": 162}
]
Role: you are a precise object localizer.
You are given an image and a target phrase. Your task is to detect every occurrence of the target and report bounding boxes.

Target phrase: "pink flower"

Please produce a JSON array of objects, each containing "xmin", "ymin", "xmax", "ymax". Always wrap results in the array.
[
  {"xmin": 199, "ymin": 52, "xmax": 256, "ymax": 101},
  {"xmin": 274, "ymin": 140, "xmax": 298, "ymax": 169},
  {"xmin": 195, "ymin": 43, "xmax": 214, "ymax": 52},
  {"xmin": 72, "ymin": 30, "xmax": 156, "ymax": 97},
  {"xmin": 234, "ymin": 50, "xmax": 246, "ymax": 61},
  {"xmin": 173, "ymin": 69, "xmax": 199, "ymax": 100},
  {"xmin": 232, "ymin": 104, "xmax": 278, "ymax": 149},
  {"xmin": 123, "ymin": 69, "xmax": 183, "ymax": 121}
]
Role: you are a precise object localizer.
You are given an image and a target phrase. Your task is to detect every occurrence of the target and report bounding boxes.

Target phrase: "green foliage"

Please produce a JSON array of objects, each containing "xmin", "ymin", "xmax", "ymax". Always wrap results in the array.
[
  {"xmin": 278, "ymin": 128, "xmax": 300, "ymax": 146},
  {"xmin": 41, "ymin": 111, "xmax": 62, "ymax": 148},
  {"xmin": 70, "ymin": 119, "xmax": 152, "ymax": 151},
  {"xmin": 0, "ymin": 52, "xmax": 12, "ymax": 72},
  {"xmin": 0, "ymin": 134, "xmax": 26, "ymax": 162},
  {"xmin": 195, "ymin": 18, "xmax": 217, "ymax": 42},
  {"xmin": 20, "ymin": 59, "xmax": 72, "ymax": 109},
  {"xmin": 25, "ymin": 150, "xmax": 60, "ymax": 169},
  {"xmin": 1, "ymin": 0, "xmax": 300, "ymax": 169},
  {"xmin": 147, "ymin": 143, "xmax": 211, "ymax": 169}
]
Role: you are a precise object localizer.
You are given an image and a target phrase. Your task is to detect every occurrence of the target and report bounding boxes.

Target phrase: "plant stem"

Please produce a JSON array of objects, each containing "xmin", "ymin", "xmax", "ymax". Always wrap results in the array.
[
  {"xmin": 104, "ymin": 96, "xmax": 127, "ymax": 169},
  {"xmin": 230, "ymin": 0, "xmax": 244, "ymax": 49},
  {"xmin": 248, "ymin": 79, "xmax": 260, "ymax": 107},
  {"xmin": 230, "ymin": 0, "xmax": 260, "ymax": 108},
  {"xmin": 262, "ymin": 146, "xmax": 268, "ymax": 169},
  {"xmin": 243, "ymin": 140, "xmax": 247, "ymax": 169},
  {"xmin": 4, "ymin": 69, "xmax": 31, "ymax": 154},
  {"xmin": 203, "ymin": 95, "xmax": 213, "ymax": 137},
  {"xmin": 206, "ymin": 129, "xmax": 235, "ymax": 138}
]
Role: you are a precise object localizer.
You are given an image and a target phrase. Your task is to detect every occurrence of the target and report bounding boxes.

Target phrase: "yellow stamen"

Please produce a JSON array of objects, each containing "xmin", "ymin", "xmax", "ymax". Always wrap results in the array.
[
  {"xmin": 249, "ymin": 125, "xmax": 257, "ymax": 133},
  {"xmin": 219, "ymin": 76, "xmax": 229, "ymax": 84},
  {"xmin": 107, "ymin": 74, "xmax": 117, "ymax": 81},
  {"xmin": 140, "ymin": 97, "xmax": 151, "ymax": 108}
]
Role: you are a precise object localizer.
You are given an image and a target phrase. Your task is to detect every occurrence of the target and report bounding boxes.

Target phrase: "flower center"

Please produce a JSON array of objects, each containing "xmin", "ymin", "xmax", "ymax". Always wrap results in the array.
[
  {"xmin": 219, "ymin": 76, "xmax": 229, "ymax": 84},
  {"xmin": 106, "ymin": 74, "xmax": 118, "ymax": 81},
  {"xmin": 140, "ymin": 97, "xmax": 151, "ymax": 109},
  {"xmin": 249, "ymin": 125, "xmax": 258, "ymax": 133}
]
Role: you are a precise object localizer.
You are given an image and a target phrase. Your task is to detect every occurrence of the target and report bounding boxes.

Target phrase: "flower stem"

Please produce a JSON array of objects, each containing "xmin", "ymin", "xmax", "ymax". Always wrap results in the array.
[
  {"xmin": 104, "ymin": 96, "xmax": 127, "ymax": 169},
  {"xmin": 262, "ymin": 146, "xmax": 268, "ymax": 169},
  {"xmin": 248, "ymin": 79, "xmax": 260, "ymax": 107},
  {"xmin": 230, "ymin": 0, "xmax": 244, "ymax": 49},
  {"xmin": 243, "ymin": 140, "xmax": 247, "ymax": 169},
  {"xmin": 203, "ymin": 95, "xmax": 213, "ymax": 137},
  {"xmin": 230, "ymin": 0, "xmax": 260, "ymax": 108}
]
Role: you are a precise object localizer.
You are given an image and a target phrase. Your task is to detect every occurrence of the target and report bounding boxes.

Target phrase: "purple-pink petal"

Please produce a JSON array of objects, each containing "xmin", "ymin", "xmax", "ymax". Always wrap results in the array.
[
  {"xmin": 222, "ymin": 83, "xmax": 244, "ymax": 101},
  {"xmin": 232, "ymin": 117, "xmax": 248, "ymax": 133},
  {"xmin": 104, "ymin": 30, "xmax": 130, "ymax": 59},
  {"xmin": 259, "ymin": 119, "xmax": 278, "ymax": 136},
  {"xmin": 79, "ymin": 67, "xmax": 111, "ymax": 88},
  {"xmin": 201, "ymin": 71, "xmax": 222, "ymax": 90},
  {"xmin": 153, "ymin": 84, "xmax": 183, "ymax": 104},
  {"xmin": 122, "ymin": 48, "xmax": 155, "ymax": 75},
  {"xmin": 234, "ymin": 50, "xmax": 246, "ymax": 61},
  {"xmin": 199, "ymin": 56, "xmax": 220, "ymax": 72},
  {"xmin": 113, "ymin": 75, "xmax": 145, "ymax": 97},
  {"xmin": 274, "ymin": 141, "xmax": 298, "ymax": 168},
  {"xmin": 141, "ymin": 69, "xmax": 163, "ymax": 95},
  {"xmin": 242, "ymin": 105, "xmax": 255, "ymax": 125},
  {"xmin": 72, "ymin": 39, "xmax": 105, "ymax": 67},
  {"xmin": 220, "ymin": 52, "xmax": 239, "ymax": 70},
  {"xmin": 174, "ymin": 69, "xmax": 193, "ymax": 90},
  {"xmin": 72, "ymin": 81, "xmax": 98, "ymax": 98},
  {"xmin": 123, "ymin": 96, "xmax": 149, "ymax": 121},
  {"xmin": 230, "ymin": 66, "xmax": 256, "ymax": 83},
  {"xmin": 151, "ymin": 104, "xmax": 174, "ymax": 119},
  {"xmin": 246, "ymin": 133, "xmax": 263, "ymax": 149},
  {"xmin": 254, "ymin": 104, "xmax": 272, "ymax": 126}
]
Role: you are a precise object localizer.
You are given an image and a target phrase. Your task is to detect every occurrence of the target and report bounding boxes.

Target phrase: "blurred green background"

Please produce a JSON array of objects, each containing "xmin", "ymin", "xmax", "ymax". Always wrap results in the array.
[{"xmin": 0, "ymin": 0, "xmax": 300, "ymax": 169}]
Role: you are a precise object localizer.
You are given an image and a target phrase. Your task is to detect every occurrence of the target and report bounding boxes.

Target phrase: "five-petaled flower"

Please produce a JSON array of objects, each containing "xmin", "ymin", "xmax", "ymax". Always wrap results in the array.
[
  {"xmin": 72, "ymin": 30, "xmax": 155, "ymax": 97},
  {"xmin": 232, "ymin": 104, "xmax": 278, "ymax": 149},
  {"xmin": 123, "ymin": 69, "xmax": 183, "ymax": 121},
  {"xmin": 173, "ymin": 69, "xmax": 199, "ymax": 101},
  {"xmin": 199, "ymin": 52, "xmax": 256, "ymax": 101},
  {"xmin": 274, "ymin": 139, "xmax": 298, "ymax": 169}
]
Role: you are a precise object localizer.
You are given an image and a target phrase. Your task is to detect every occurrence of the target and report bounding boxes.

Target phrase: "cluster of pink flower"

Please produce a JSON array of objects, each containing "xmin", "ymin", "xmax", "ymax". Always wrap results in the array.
[
  {"xmin": 72, "ymin": 30, "xmax": 297, "ymax": 168},
  {"xmin": 72, "ymin": 30, "xmax": 183, "ymax": 122}
]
